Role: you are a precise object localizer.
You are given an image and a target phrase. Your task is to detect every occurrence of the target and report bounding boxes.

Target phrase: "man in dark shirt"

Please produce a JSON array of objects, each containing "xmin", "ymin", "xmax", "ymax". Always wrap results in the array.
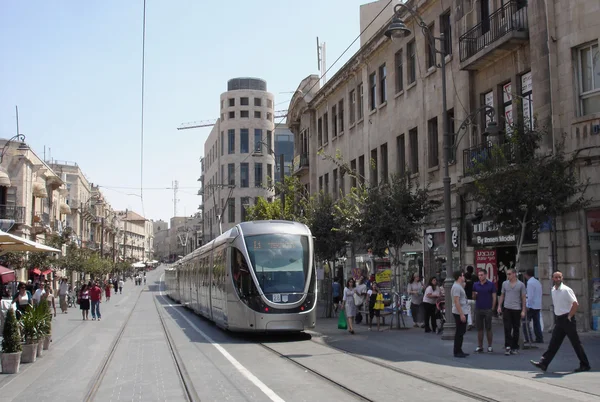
[
  {"xmin": 89, "ymin": 281, "xmax": 102, "ymax": 321},
  {"xmin": 473, "ymin": 268, "xmax": 497, "ymax": 353}
]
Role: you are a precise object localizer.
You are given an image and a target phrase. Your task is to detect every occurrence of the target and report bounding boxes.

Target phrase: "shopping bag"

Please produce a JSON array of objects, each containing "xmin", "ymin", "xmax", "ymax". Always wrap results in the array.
[{"xmin": 338, "ymin": 310, "xmax": 348, "ymax": 330}]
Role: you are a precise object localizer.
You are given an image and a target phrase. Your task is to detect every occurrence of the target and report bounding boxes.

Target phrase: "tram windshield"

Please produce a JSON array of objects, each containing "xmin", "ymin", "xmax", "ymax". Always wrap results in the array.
[{"xmin": 245, "ymin": 233, "xmax": 309, "ymax": 294}]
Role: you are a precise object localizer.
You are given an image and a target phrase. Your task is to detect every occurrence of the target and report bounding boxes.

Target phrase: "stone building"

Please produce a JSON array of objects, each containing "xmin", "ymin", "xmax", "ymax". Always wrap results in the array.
[
  {"xmin": 287, "ymin": 0, "xmax": 600, "ymax": 330},
  {"xmin": 89, "ymin": 185, "xmax": 121, "ymax": 262},
  {"xmin": 116, "ymin": 210, "xmax": 149, "ymax": 262},
  {"xmin": 202, "ymin": 77, "xmax": 276, "ymax": 241}
]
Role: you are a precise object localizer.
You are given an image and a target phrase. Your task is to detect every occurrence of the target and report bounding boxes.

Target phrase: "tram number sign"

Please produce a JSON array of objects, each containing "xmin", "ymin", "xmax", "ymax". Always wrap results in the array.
[{"xmin": 273, "ymin": 294, "xmax": 281, "ymax": 302}]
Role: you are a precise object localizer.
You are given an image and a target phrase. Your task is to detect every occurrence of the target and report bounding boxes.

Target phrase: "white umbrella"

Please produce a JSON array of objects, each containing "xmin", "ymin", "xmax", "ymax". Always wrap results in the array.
[
  {"xmin": 132, "ymin": 262, "xmax": 146, "ymax": 268},
  {"xmin": 0, "ymin": 230, "xmax": 61, "ymax": 255}
]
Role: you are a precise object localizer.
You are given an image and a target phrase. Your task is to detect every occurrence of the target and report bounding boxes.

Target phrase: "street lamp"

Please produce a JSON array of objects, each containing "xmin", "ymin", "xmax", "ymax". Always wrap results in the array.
[
  {"xmin": 0, "ymin": 134, "xmax": 29, "ymax": 187},
  {"xmin": 253, "ymin": 141, "xmax": 285, "ymax": 219},
  {"xmin": 386, "ymin": 4, "xmax": 500, "ymax": 339}
]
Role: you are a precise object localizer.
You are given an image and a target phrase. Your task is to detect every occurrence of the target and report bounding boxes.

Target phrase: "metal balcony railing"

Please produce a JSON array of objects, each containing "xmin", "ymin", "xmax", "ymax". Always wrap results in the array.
[
  {"xmin": 463, "ymin": 141, "xmax": 519, "ymax": 176},
  {"xmin": 0, "ymin": 205, "xmax": 26, "ymax": 224},
  {"xmin": 294, "ymin": 153, "xmax": 309, "ymax": 173},
  {"xmin": 459, "ymin": 0, "xmax": 528, "ymax": 62}
]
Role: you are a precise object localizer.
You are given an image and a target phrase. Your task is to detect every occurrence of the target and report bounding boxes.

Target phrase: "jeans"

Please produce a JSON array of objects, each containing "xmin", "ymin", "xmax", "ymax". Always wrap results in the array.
[
  {"xmin": 91, "ymin": 300, "xmax": 101, "ymax": 319},
  {"xmin": 502, "ymin": 308, "xmax": 521, "ymax": 349},
  {"xmin": 524, "ymin": 308, "xmax": 543, "ymax": 343},
  {"xmin": 453, "ymin": 313, "xmax": 468, "ymax": 355},
  {"xmin": 423, "ymin": 302, "xmax": 437, "ymax": 332}
]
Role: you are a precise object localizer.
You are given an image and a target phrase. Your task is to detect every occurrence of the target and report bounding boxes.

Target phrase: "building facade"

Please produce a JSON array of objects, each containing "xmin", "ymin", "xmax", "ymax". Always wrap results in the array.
[
  {"xmin": 274, "ymin": 125, "xmax": 294, "ymax": 182},
  {"xmin": 202, "ymin": 77, "xmax": 276, "ymax": 241},
  {"xmin": 287, "ymin": 0, "xmax": 600, "ymax": 330},
  {"xmin": 116, "ymin": 210, "xmax": 149, "ymax": 262}
]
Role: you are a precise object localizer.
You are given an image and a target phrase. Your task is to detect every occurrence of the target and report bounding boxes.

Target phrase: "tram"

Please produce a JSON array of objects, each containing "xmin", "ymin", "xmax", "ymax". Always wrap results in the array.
[{"xmin": 164, "ymin": 220, "xmax": 317, "ymax": 332}]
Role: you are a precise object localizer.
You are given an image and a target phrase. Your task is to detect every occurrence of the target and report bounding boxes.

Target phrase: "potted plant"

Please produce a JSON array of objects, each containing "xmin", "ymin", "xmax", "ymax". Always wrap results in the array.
[
  {"xmin": 31, "ymin": 303, "xmax": 49, "ymax": 357},
  {"xmin": 1, "ymin": 309, "xmax": 22, "ymax": 374},
  {"xmin": 37, "ymin": 302, "xmax": 52, "ymax": 350},
  {"xmin": 19, "ymin": 308, "xmax": 38, "ymax": 363}
]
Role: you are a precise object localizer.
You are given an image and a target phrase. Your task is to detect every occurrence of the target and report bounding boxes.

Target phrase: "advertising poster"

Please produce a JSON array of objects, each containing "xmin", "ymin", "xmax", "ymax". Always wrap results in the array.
[
  {"xmin": 475, "ymin": 249, "xmax": 497, "ymax": 284},
  {"xmin": 374, "ymin": 260, "xmax": 392, "ymax": 291}
]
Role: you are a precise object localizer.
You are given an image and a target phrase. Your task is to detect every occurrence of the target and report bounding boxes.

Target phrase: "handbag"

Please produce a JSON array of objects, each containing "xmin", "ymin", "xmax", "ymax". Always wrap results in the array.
[{"xmin": 338, "ymin": 310, "xmax": 348, "ymax": 330}]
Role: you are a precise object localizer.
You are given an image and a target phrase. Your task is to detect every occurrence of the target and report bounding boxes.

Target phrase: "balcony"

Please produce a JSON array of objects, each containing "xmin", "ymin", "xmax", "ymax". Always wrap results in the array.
[
  {"xmin": 463, "ymin": 141, "xmax": 518, "ymax": 177},
  {"xmin": 459, "ymin": 1, "xmax": 529, "ymax": 71},
  {"xmin": 0, "ymin": 205, "xmax": 26, "ymax": 224},
  {"xmin": 293, "ymin": 153, "xmax": 309, "ymax": 175}
]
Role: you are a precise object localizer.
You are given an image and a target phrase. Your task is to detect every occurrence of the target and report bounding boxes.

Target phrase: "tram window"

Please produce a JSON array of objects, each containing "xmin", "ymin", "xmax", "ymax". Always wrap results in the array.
[{"xmin": 231, "ymin": 247, "xmax": 254, "ymax": 298}]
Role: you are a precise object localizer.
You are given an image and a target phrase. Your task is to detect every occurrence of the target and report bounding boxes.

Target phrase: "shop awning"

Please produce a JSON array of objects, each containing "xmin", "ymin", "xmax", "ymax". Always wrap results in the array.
[
  {"xmin": 31, "ymin": 268, "xmax": 42, "ymax": 275},
  {"xmin": 0, "ymin": 230, "xmax": 61, "ymax": 255},
  {"xmin": 60, "ymin": 202, "xmax": 72, "ymax": 215},
  {"xmin": 41, "ymin": 268, "xmax": 52, "ymax": 276},
  {"xmin": 0, "ymin": 265, "xmax": 15, "ymax": 283}
]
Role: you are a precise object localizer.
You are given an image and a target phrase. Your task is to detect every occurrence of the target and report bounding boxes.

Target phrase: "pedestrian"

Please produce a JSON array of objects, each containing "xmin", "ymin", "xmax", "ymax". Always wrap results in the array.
[
  {"xmin": 332, "ymin": 277, "xmax": 341, "ymax": 314},
  {"xmin": 90, "ymin": 281, "xmax": 102, "ymax": 321},
  {"xmin": 367, "ymin": 283, "xmax": 385, "ymax": 331},
  {"xmin": 105, "ymin": 281, "xmax": 111, "ymax": 302},
  {"xmin": 341, "ymin": 278, "xmax": 357, "ymax": 334},
  {"xmin": 42, "ymin": 284, "xmax": 57, "ymax": 318},
  {"xmin": 464, "ymin": 265, "xmax": 475, "ymax": 330},
  {"xmin": 524, "ymin": 269, "xmax": 544, "ymax": 343},
  {"xmin": 407, "ymin": 273, "xmax": 424, "ymax": 328},
  {"xmin": 118, "ymin": 278, "xmax": 124, "ymax": 294},
  {"xmin": 12, "ymin": 282, "xmax": 32, "ymax": 320},
  {"xmin": 451, "ymin": 270, "xmax": 469, "ymax": 358},
  {"xmin": 354, "ymin": 277, "xmax": 367, "ymax": 324},
  {"xmin": 473, "ymin": 268, "xmax": 497, "ymax": 353},
  {"xmin": 32, "ymin": 283, "xmax": 46, "ymax": 306},
  {"xmin": 423, "ymin": 277, "xmax": 441, "ymax": 333},
  {"xmin": 497, "ymin": 268, "xmax": 526, "ymax": 355},
  {"xmin": 58, "ymin": 278, "xmax": 69, "ymax": 313},
  {"xmin": 79, "ymin": 284, "xmax": 90, "ymax": 320},
  {"xmin": 531, "ymin": 271, "xmax": 591, "ymax": 373}
]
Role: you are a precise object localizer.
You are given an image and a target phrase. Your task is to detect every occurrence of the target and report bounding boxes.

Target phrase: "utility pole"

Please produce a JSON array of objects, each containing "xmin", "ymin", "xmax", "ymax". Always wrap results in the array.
[
  {"xmin": 173, "ymin": 180, "xmax": 179, "ymax": 216},
  {"xmin": 122, "ymin": 209, "xmax": 127, "ymax": 262},
  {"xmin": 279, "ymin": 153, "xmax": 285, "ymax": 219},
  {"xmin": 100, "ymin": 217, "xmax": 105, "ymax": 257}
]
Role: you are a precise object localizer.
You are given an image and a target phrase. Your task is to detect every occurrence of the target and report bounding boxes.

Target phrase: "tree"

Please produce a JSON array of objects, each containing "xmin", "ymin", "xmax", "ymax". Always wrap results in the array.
[
  {"xmin": 307, "ymin": 193, "xmax": 348, "ymax": 263},
  {"xmin": 472, "ymin": 127, "xmax": 589, "ymax": 268},
  {"xmin": 245, "ymin": 197, "xmax": 283, "ymax": 221},
  {"xmin": 244, "ymin": 175, "xmax": 311, "ymax": 223}
]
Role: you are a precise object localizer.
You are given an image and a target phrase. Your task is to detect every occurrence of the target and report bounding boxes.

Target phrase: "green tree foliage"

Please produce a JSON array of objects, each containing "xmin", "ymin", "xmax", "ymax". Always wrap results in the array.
[
  {"xmin": 472, "ymin": 128, "xmax": 589, "ymax": 267},
  {"xmin": 2, "ymin": 309, "xmax": 22, "ymax": 353},
  {"xmin": 309, "ymin": 193, "xmax": 348, "ymax": 263},
  {"xmin": 244, "ymin": 175, "xmax": 311, "ymax": 223},
  {"xmin": 245, "ymin": 197, "xmax": 282, "ymax": 221}
]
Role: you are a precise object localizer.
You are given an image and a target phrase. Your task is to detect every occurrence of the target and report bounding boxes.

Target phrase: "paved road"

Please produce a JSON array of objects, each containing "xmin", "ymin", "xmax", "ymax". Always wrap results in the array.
[{"xmin": 2, "ymin": 266, "xmax": 598, "ymax": 401}]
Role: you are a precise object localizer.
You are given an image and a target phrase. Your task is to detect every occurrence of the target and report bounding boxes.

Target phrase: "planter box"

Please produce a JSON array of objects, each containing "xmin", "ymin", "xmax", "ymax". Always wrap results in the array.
[
  {"xmin": 1, "ymin": 352, "xmax": 22, "ymax": 374},
  {"xmin": 20, "ymin": 343, "xmax": 37, "ymax": 363}
]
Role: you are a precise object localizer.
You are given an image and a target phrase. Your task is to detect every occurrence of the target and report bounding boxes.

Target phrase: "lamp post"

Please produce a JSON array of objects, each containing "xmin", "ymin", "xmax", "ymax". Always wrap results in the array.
[
  {"xmin": 253, "ymin": 141, "xmax": 285, "ymax": 219},
  {"xmin": 385, "ymin": 4, "xmax": 500, "ymax": 339},
  {"xmin": 0, "ymin": 134, "xmax": 29, "ymax": 188}
]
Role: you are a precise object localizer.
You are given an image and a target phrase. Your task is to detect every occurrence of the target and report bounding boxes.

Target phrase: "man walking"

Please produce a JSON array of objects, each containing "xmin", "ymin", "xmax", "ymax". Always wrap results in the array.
[
  {"xmin": 451, "ymin": 270, "xmax": 469, "ymax": 358},
  {"xmin": 473, "ymin": 268, "xmax": 497, "ymax": 353},
  {"xmin": 531, "ymin": 271, "xmax": 591, "ymax": 372},
  {"xmin": 497, "ymin": 268, "xmax": 526, "ymax": 355},
  {"xmin": 524, "ymin": 269, "xmax": 544, "ymax": 343},
  {"xmin": 90, "ymin": 281, "xmax": 102, "ymax": 321},
  {"xmin": 58, "ymin": 278, "xmax": 69, "ymax": 313}
]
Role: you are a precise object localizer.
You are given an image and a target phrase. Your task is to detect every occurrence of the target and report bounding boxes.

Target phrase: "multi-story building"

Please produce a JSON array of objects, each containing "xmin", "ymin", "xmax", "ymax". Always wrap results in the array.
[
  {"xmin": 202, "ymin": 77, "xmax": 276, "ymax": 241},
  {"xmin": 287, "ymin": 0, "xmax": 600, "ymax": 330},
  {"xmin": 116, "ymin": 210, "xmax": 149, "ymax": 262},
  {"xmin": 89, "ymin": 185, "xmax": 121, "ymax": 262},
  {"xmin": 152, "ymin": 219, "xmax": 170, "ymax": 262},
  {"xmin": 274, "ymin": 125, "xmax": 294, "ymax": 182}
]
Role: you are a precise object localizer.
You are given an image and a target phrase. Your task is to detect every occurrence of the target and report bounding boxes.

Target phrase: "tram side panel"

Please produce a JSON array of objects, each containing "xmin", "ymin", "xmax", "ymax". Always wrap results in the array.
[{"xmin": 211, "ymin": 245, "xmax": 228, "ymax": 328}]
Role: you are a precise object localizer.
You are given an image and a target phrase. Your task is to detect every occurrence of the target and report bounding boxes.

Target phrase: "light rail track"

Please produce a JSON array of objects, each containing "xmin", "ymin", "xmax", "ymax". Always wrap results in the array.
[{"xmin": 83, "ymin": 285, "xmax": 200, "ymax": 402}]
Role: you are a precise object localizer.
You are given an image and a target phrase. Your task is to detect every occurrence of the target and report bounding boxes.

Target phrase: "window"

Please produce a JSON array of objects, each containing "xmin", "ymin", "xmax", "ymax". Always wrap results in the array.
[
  {"xmin": 267, "ymin": 164, "xmax": 273, "ymax": 186},
  {"xmin": 323, "ymin": 112, "xmax": 329, "ymax": 143},
  {"xmin": 228, "ymin": 98, "xmax": 235, "ymax": 107},
  {"xmin": 379, "ymin": 64, "xmax": 387, "ymax": 103},
  {"xmin": 266, "ymin": 130, "xmax": 272, "ymax": 155},
  {"xmin": 240, "ymin": 97, "xmax": 249, "ymax": 106},
  {"xmin": 228, "ymin": 163, "xmax": 235, "ymax": 186},
  {"xmin": 220, "ymin": 131, "xmax": 224, "ymax": 156},
  {"xmin": 229, "ymin": 111, "xmax": 235, "ymax": 119},
  {"xmin": 397, "ymin": 134, "xmax": 406, "ymax": 175},
  {"xmin": 357, "ymin": 83, "xmax": 364, "ymax": 120},
  {"xmin": 428, "ymin": 117, "xmax": 439, "ymax": 168},
  {"xmin": 254, "ymin": 111, "xmax": 261, "ymax": 118},
  {"xmin": 358, "ymin": 155, "xmax": 365, "ymax": 185},
  {"xmin": 240, "ymin": 129, "xmax": 249, "ymax": 153},
  {"xmin": 267, "ymin": 112, "xmax": 273, "ymax": 121},
  {"xmin": 407, "ymin": 40, "xmax": 416, "ymax": 84},
  {"xmin": 369, "ymin": 72, "xmax": 377, "ymax": 110},
  {"xmin": 349, "ymin": 90, "xmax": 356, "ymax": 124},
  {"xmin": 254, "ymin": 97, "xmax": 262, "ymax": 107},
  {"xmin": 228, "ymin": 129, "xmax": 235, "ymax": 154},
  {"xmin": 331, "ymin": 105, "xmax": 338, "ymax": 138},
  {"xmin": 440, "ymin": 11, "xmax": 452, "ymax": 56},
  {"xmin": 447, "ymin": 109, "xmax": 456, "ymax": 163},
  {"xmin": 240, "ymin": 110, "xmax": 249, "ymax": 118},
  {"xmin": 338, "ymin": 99, "xmax": 344, "ymax": 133},
  {"xmin": 267, "ymin": 99, "xmax": 273, "ymax": 108},
  {"xmin": 333, "ymin": 168, "xmax": 338, "ymax": 199},
  {"xmin": 350, "ymin": 159, "xmax": 357, "ymax": 188},
  {"xmin": 319, "ymin": 176, "xmax": 323, "ymax": 192},
  {"xmin": 317, "ymin": 117, "xmax": 323, "ymax": 146},
  {"xmin": 254, "ymin": 129, "xmax": 262, "ymax": 152},
  {"xmin": 380, "ymin": 143, "xmax": 388, "ymax": 183},
  {"xmin": 409, "ymin": 128, "xmax": 419, "ymax": 173},
  {"xmin": 370, "ymin": 148, "xmax": 378, "ymax": 185},
  {"xmin": 426, "ymin": 24, "xmax": 436, "ymax": 69},
  {"xmin": 241, "ymin": 197, "xmax": 250, "ymax": 221},
  {"xmin": 502, "ymin": 82, "xmax": 514, "ymax": 135},
  {"xmin": 221, "ymin": 165, "xmax": 224, "ymax": 187},
  {"xmin": 324, "ymin": 173, "xmax": 329, "ymax": 194},
  {"xmin": 254, "ymin": 163, "xmax": 263, "ymax": 187},
  {"xmin": 228, "ymin": 198, "xmax": 235, "ymax": 223},
  {"xmin": 395, "ymin": 49, "xmax": 404, "ymax": 93},
  {"xmin": 522, "ymin": 72, "xmax": 534, "ymax": 129},
  {"xmin": 240, "ymin": 163, "xmax": 249, "ymax": 188}
]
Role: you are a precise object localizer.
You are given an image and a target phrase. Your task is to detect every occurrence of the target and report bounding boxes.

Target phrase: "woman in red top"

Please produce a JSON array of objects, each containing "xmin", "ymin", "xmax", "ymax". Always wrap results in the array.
[{"xmin": 105, "ymin": 281, "xmax": 111, "ymax": 302}]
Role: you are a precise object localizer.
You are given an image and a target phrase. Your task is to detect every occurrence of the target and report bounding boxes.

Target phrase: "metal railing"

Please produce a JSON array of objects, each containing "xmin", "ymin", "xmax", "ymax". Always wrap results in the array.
[
  {"xmin": 463, "ymin": 141, "xmax": 518, "ymax": 176},
  {"xmin": 0, "ymin": 205, "xmax": 26, "ymax": 224},
  {"xmin": 459, "ymin": 0, "xmax": 528, "ymax": 62},
  {"xmin": 294, "ymin": 153, "xmax": 309, "ymax": 172}
]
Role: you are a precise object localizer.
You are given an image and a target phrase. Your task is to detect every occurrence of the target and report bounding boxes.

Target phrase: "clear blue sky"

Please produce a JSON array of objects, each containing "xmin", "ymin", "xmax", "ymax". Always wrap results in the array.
[{"xmin": 0, "ymin": 0, "xmax": 378, "ymax": 223}]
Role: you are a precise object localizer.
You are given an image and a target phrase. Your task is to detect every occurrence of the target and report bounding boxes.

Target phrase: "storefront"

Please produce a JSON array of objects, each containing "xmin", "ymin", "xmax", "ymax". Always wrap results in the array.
[
  {"xmin": 423, "ymin": 227, "xmax": 460, "ymax": 283},
  {"xmin": 586, "ymin": 210, "xmax": 600, "ymax": 331}
]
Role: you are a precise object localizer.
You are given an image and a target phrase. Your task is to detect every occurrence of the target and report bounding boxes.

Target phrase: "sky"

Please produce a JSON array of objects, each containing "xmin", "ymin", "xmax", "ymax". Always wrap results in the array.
[{"xmin": 0, "ymin": 0, "xmax": 381, "ymax": 223}]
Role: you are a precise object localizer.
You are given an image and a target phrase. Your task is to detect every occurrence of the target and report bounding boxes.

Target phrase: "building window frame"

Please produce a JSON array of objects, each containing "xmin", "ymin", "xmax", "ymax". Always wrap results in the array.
[
  {"xmin": 349, "ymin": 90, "xmax": 356, "ymax": 124},
  {"xmin": 428, "ymin": 117, "xmax": 439, "ymax": 168},
  {"xmin": 409, "ymin": 127, "xmax": 419, "ymax": 173},
  {"xmin": 240, "ymin": 163, "xmax": 249, "ymax": 188},
  {"xmin": 379, "ymin": 64, "xmax": 387, "ymax": 104},
  {"xmin": 240, "ymin": 97, "xmax": 249, "ymax": 106},
  {"xmin": 369, "ymin": 72, "xmax": 377, "ymax": 111},
  {"xmin": 440, "ymin": 10, "xmax": 452, "ymax": 56},
  {"xmin": 240, "ymin": 128, "xmax": 249, "ymax": 153},
  {"xmin": 407, "ymin": 40, "xmax": 416, "ymax": 84},
  {"xmin": 357, "ymin": 83, "xmax": 364, "ymax": 120},
  {"xmin": 338, "ymin": 98, "xmax": 344, "ymax": 133},
  {"xmin": 228, "ymin": 129, "xmax": 235, "ymax": 154},
  {"xmin": 578, "ymin": 41, "xmax": 600, "ymax": 116},
  {"xmin": 395, "ymin": 49, "xmax": 404, "ymax": 93},
  {"xmin": 228, "ymin": 163, "xmax": 235, "ymax": 186},
  {"xmin": 254, "ymin": 162, "xmax": 263, "ymax": 187}
]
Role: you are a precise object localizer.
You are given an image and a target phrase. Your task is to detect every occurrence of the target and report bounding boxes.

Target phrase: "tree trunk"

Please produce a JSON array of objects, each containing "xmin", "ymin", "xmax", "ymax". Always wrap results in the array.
[{"xmin": 515, "ymin": 210, "xmax": 529, "ymax": 271}]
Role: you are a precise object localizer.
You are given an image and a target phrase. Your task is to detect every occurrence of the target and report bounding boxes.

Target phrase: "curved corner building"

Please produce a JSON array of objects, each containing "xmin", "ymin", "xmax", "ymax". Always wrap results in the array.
[{"xmin": 201, "ymin": 78, "xmax": 276, "ymax": 241}]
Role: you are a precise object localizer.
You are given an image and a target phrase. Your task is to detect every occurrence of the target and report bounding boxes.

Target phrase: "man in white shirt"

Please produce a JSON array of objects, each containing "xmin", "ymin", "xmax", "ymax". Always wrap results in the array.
[
  {"xmin": 32, "ymin": 285, "xmax": 46, "ymax": 306},
  {"xmin": 531, "ymin": 271, "xmax": 591, "ymax": 373},
  {"xmin": 524, "ymin": 269, "xmax": 543, "ymax": 343},
  {"xmin": 58, "ymin": 278, "xmax": 69, "ymax": 313}
]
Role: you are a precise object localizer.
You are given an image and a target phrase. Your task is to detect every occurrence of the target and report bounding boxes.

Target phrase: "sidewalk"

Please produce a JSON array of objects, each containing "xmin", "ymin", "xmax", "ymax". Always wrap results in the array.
[{"xmin": 309, "ymin": 315, "xmax": 600, "ymax": 398}]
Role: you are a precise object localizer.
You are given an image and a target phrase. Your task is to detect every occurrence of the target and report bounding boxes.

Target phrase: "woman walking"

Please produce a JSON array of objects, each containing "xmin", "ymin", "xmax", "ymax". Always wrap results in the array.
[
  {"xmin": 407, "ymin": 273, "xmax": 424, "ymax": 328},
  {"xmin": 105, "ymin": 281, "xmax": 111, "ymax": 302},
  {"xmin": 12, "ymin": 282, "xmax": 32, "ymax": 319},
  {"xmin": 79, "ymin": 284, "xmax": 90, "ymax": 320},
  {"xmin": 368, "ymin": 283, "xmax": 385, "ymax": 331},
  {"xmin": 341, "ymin": 278, "xmax": 357, "ymax": 334},
  {"xmin": 423, "ymin": 277, "xmax": 441, "ymax": 333}
]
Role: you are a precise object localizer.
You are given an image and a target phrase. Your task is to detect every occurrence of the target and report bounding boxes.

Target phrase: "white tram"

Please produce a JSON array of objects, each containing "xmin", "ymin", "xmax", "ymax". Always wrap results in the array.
[{"xmin": 164, "ymin": 220, "xmax": 317, "ymax": 332}]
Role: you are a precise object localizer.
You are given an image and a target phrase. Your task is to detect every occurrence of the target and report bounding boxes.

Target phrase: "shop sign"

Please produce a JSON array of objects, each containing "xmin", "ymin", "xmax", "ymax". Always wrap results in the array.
[
  {"xmin": 475, "ymin": 249, "xmax": 497, "ymax": 283},
  {"xmin": 466, "ymin": 220, "xmax": 537, "ymax": 247},
  {"xmin": 425, "ymin": 227, "xmax": 459, "ymax": 250},
  {"xmin": 587, "ymin": 210, "xmax": 600, "ymax": 251}
]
